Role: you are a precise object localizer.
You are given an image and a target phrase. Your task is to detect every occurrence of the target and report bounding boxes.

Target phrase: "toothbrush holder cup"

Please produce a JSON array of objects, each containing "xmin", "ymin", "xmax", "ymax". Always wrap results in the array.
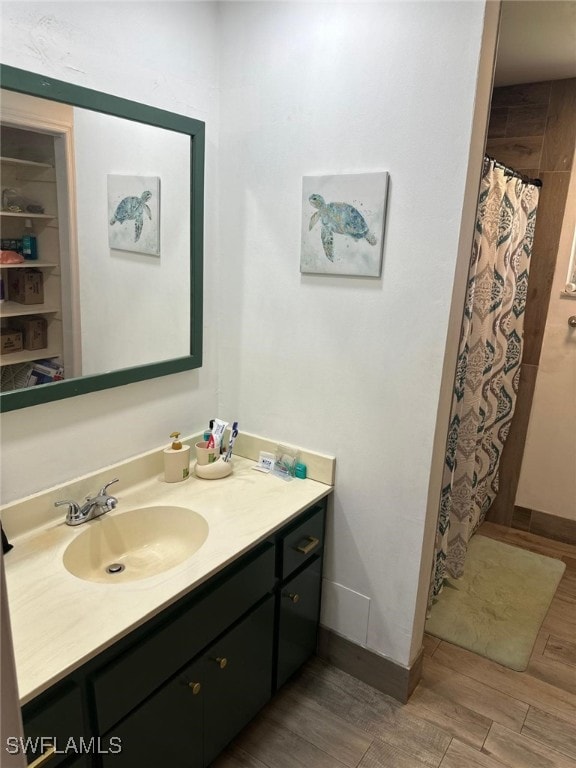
[{"xmin": 195, "ymin": 441, "xmax": 219, "ymax": 465}]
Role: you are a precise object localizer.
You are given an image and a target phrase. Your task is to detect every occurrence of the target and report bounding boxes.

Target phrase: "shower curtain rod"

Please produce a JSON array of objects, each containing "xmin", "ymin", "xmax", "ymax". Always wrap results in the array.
[{"xmin": 485, "ymin": 155, "xmax": 543, "ymax": 188}]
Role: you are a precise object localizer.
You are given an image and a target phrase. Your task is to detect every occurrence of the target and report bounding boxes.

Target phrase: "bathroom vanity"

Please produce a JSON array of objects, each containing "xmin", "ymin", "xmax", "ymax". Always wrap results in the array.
[
  {"xmin": 21, "ymin": 501, "xmax": 325, "ymax": 767},
  {"xmin": 2, "ymin": 441, "xmax": 333, "ymax": 767}
]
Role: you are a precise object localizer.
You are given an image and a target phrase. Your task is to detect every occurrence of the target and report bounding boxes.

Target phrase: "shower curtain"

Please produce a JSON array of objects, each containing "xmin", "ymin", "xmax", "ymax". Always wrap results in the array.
[{"xmin": 431, "ymin": 156, "xmax": 541, "ymax": 599}]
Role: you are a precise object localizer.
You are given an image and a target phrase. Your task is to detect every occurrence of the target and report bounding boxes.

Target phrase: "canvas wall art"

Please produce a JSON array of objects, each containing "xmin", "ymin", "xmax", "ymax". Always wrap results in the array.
[
  {"xmin": 108, "ymin": 175, "xmax": 160, "ymax": 255},
  {"xmin": 300, "ymin": 172, "xmax": 389, "ymax": 276}
]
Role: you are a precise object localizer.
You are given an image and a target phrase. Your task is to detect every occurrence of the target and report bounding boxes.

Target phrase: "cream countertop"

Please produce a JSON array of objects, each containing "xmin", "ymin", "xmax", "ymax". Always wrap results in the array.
[{"xmin": 2, "ymin": 450, "xmax": 333, "ymax": 705}]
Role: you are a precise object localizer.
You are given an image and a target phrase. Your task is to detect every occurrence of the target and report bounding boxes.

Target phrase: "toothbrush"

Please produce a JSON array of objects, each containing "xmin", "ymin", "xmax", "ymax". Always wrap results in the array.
[{"xmin": 224, "ymin": 422, "xmax": 238, "ymax": 462}]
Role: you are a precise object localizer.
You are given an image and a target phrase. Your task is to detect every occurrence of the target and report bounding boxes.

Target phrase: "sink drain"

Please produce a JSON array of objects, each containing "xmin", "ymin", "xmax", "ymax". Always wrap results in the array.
[{"xmin": 105, "ymin": 563, "xmax": 126, "ymax": 575}]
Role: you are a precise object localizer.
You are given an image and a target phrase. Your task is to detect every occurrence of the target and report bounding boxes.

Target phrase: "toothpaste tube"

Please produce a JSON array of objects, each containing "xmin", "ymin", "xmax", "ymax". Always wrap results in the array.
[{"xmin": 211, "ymin": 418, "xmax": 229, "ymax": 454}]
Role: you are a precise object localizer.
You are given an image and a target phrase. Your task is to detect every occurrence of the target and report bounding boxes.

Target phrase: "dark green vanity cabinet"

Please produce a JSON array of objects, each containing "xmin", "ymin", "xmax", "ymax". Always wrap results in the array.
[
  {"xmin": 20, "ymin": 497, "xmax": 328, "ymax": 768},
  {"xmin": 273, "ymin": 502, "xmax": 326, "ymax": 690}
]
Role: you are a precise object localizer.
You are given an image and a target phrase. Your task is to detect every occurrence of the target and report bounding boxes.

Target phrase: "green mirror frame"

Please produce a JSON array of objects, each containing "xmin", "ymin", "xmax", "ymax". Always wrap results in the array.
[{"xmin": 0, "ymin": 64, "xmax": 204, "ymax": 413}]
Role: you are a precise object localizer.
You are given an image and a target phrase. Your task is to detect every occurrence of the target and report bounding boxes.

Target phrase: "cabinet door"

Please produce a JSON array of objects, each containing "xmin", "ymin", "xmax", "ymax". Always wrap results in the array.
[
  {"xmin": 100, "ymin": 666, "xmax": 203, "ymax": 768},
  {"xmin": 276, "ymin": 559, "xmax": 322, "ymax": 689},
  {"xmin": 100, "ymin": 597, "xmax": 273, "ymax": 768},
  {"xmin": 203, "ymin": 597, "xmax": 274, "ymax": 766}
]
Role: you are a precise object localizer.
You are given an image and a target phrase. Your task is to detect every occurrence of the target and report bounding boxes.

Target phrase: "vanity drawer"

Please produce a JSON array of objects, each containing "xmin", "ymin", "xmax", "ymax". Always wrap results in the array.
[
  {"xmin": 281, "ymin": 504, "xmax": 325, "ymax": 580},
  {"xmin": 22, "ymin": 680, "xmax": 85, "ymax": 767},
  {"xmin": 92, "ymin": 543, "xmax": 275, "ymax": 735}
]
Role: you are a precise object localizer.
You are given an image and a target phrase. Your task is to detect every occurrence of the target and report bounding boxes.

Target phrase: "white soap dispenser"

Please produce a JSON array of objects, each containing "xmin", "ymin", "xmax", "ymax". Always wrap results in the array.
[{"xmin": 163, "ymin": 431, "xmax": 190, "ymax": 483}]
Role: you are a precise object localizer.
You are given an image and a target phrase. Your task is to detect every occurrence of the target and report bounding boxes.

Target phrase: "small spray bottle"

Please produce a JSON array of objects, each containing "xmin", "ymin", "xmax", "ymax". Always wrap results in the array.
[{"xmin": 163, "ymin": 431, "xmax": 190, "ymax": 483}]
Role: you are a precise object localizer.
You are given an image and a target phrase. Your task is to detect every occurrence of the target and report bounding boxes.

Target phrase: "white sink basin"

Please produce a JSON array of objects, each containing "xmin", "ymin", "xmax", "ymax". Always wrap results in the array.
[{"xmin": 62, "ymin": 506, "xmax": 209, "ymax": 583}]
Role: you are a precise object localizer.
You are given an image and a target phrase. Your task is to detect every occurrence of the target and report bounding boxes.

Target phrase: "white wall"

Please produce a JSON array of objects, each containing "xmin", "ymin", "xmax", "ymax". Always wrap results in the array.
[
  {"xmin": 516, "ymin": 151, "xmax": 576, "ymax": 521},
  {"xmin": 0, "ymin": 1, "xmax": 493, "ymax": 671},
  {"xmin": 0, "ymin": 2, "xmax": 221, "ymax": 500},
  {"xmin": 217, "ymin": 1, "xmax": 488, "ymax": 666}
]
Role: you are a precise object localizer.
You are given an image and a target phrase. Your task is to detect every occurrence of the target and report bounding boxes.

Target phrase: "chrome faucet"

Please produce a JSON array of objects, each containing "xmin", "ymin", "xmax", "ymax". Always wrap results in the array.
[{"xmin": 56, "ymin": 478, "xmax": 119, "ymax": 526}]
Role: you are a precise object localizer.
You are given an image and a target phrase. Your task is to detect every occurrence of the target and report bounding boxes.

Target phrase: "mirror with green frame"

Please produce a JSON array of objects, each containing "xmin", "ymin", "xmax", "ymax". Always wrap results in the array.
[{"xmin": 0, "ymin": 64, "xmax": 204, "ymax": 412}]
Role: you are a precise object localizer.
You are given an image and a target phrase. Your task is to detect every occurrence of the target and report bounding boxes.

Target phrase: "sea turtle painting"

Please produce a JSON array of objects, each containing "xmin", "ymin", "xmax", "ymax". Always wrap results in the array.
[
  {"xmin": 308, "ymin": 193, "xmax": 377, "ymax": 262},
  {"xmin": 109, "ymin": 190, "xmax": 153, "ymax": 242}
]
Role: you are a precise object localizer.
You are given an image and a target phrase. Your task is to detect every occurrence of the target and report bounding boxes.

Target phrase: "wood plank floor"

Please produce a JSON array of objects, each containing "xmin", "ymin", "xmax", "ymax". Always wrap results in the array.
[{"xmin": 212, "ymin": 523, "xmax": 576, "ymax": 768}]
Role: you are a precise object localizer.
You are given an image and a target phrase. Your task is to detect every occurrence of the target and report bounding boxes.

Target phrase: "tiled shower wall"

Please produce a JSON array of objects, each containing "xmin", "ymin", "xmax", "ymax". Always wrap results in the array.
[{"xmin": 485, "ymin": 78, "xmax": 576, "ymax": 544}]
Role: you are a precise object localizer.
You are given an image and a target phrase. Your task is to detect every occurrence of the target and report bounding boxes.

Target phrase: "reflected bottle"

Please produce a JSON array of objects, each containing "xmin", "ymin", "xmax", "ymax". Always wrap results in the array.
[{"xmin": 22, "ymin": 219, "xmax": 38, "ymax": 260}]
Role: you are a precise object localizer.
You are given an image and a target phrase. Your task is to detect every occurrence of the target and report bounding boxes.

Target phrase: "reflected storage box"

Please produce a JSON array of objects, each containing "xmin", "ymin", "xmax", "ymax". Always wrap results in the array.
[
  {"xmin": 11, "ymin": 315, "xmax": 47, "ymax": 350},
  {"xmin": 7, "ymin": 268, "xmax": 44, "ymax": 304},
  {"xmin": 26, "ymin": 358, "xmax": 64, "ymax": 386},
  {"xmin": 1, "ymin": 328, "xmax": 23, "ymax": 354}
]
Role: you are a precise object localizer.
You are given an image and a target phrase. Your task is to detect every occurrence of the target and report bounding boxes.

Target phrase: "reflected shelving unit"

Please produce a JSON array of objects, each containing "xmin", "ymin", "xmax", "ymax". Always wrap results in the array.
[{"xmin": 0, "ymin": 119, "xmax": 75, "ymax": 390}]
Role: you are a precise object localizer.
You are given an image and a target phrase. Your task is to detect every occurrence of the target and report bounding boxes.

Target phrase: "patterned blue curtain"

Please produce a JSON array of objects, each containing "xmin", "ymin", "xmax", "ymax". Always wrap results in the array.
[{"xmin": 431, "ymin": 157, "xmax": 540, "ymax": 598}]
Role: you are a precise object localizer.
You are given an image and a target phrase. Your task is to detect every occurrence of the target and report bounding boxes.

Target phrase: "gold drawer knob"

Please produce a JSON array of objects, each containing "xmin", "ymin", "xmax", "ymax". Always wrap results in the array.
[
  {"xmin": 188, "ymin": 681, "xmax": 201, "ymax": 695},
  {"xmin": 283, "ymin": 592, "xmax": 300, "ymax": 603},
  {"xmin": 212, "ymin": 656, "xmax": 228, "ymax": 669}
]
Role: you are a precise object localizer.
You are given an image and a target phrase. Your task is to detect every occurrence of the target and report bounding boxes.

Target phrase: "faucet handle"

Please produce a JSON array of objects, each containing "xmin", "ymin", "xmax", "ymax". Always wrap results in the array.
[
  {"xmin": 55, "ymin": 499, "xmax": 79, "ymax": 511},
  {"xmin": 98, "ymin": 478, "xmax": 119, "ymax": 496},
  {"xmin": 55, "ymin": 499, "xmax": 82, "ymax": 524}
]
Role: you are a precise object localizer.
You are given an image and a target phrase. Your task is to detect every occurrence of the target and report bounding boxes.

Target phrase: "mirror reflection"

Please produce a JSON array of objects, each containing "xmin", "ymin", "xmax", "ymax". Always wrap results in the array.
[{"xmin": 0, "ymin": 65, "xmax": 204, "ymax": 412}]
